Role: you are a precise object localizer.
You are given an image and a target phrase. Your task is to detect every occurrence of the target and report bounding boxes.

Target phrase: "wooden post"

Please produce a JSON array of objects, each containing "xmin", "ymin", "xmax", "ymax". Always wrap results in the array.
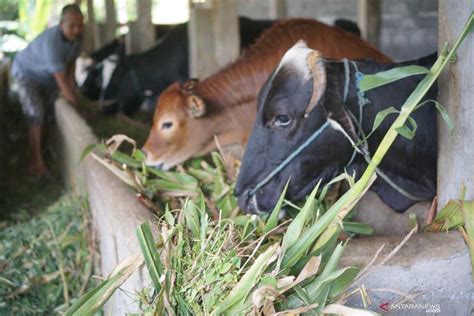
[
  {"xmin": 104, "ymin": 0, "xmax": 117, "ymax": 43},
  {"xmin": 0, "ymin": 59, "xmax": 10, "ymax": 109},
  {"xmin": 134, "ymin": 0, "xmax": 155, "ymax": 52},
  {"xmin": 437, "ymin": 2, "xmax": 474, "ymax": 208},
  {"xmin": 268, "ymin": 0, "xmax": 286, "ymax": 19},
  {"xmin": 85, "ymin": 0, "xmax": 100, "ymax": 52},
  {"xmin": 357, "ymin": 0, "xmax": 380, "ymax": 48},
  {"xmin": 189, "ymin": 0, "xmax": 239, "ymax": 78}
]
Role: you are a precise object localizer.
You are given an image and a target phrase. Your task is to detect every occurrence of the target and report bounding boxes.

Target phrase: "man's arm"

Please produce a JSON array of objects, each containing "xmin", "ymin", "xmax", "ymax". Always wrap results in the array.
[
  {"xmin": 67, "ymin": 60, "xmax": 76, "ymax": 88},
  {"xmin": 54, "ymin": 71, "xmax": 77, "ymax": 104}
]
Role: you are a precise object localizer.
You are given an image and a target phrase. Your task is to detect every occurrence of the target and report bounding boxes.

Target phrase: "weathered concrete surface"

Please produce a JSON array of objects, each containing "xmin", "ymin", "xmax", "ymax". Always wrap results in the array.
[
  {"xmin": 55, "ymin": 98, "xmax": 156, "ymax": 315},
  {"xmin": 238, "ymin": 0, "xmax": 437, "ymax": 61},
  {"xmin": 341, "ymin": 232, "xmax": 473, "ymax": 315},
  {"xmin": 353, "ymin": 191, "xmax": 431, "ymax": 236}
]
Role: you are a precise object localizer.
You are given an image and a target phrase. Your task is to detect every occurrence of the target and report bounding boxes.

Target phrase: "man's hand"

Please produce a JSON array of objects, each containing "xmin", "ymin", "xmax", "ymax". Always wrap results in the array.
[{"xmin": 54, "ymin": 71, "xmax": 77, "ymax": 104}]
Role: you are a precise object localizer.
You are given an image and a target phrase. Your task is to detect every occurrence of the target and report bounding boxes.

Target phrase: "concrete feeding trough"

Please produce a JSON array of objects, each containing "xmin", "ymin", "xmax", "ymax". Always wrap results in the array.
[
  {"xmin": 55, "ymin": 99, "xmax": 155, "ymax": 314},
  {"xmin": 54, "ymin": 98, "xmax": 473, "ymax": 315}
]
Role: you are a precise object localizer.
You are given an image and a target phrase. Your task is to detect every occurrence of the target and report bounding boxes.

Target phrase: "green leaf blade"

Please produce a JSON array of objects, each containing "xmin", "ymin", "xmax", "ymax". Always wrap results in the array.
[
  {"xmin": 136, "ymin": 222, "xmax": 163, "ymax": 292},
  {"xmin": 359, "ymin": 65, "xmax": 430, "ymax": 92}
]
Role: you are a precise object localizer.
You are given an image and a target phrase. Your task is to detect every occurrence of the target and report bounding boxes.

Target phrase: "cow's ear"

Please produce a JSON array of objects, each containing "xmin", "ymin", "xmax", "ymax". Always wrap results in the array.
[
  {"xmin": 328, "ymin": 107, "xmax": 358, "ymax": 142},
  {"xmin": 304, "ymin": 50, "xmax": 327, "ymax": 118},
  {"xmin": 186, "ymin": 95, "xmax": 206, "ymax": 118}
]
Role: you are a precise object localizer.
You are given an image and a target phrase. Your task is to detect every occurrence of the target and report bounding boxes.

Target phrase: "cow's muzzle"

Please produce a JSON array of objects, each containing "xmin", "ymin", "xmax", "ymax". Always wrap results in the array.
[{"xmin": 237, "ymin": 190, "xmax": 265, "ymax": 214}]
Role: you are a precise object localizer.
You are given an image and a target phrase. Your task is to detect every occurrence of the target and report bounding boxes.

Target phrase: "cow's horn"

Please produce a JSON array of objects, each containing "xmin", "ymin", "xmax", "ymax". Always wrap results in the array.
[
  {"xmin": 187, "ymin": 94, "xmax": 206, "ymax": 118},
  {"xmin": 182, "ymin": 78, "xmax": 199, "ymax": 93},
  {"xmin": 304, "ymin": 50, "xmax": 326, "ymax": 118}
]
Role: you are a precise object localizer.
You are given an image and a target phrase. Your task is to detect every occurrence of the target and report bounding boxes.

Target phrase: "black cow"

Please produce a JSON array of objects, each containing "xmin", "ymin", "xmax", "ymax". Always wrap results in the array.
[
  {"xmin": 100, "ymin": 17, "xmax": 275, "ymax": 115},
  {"xmin": 334, "ymin": 19, "xmax": 361, "ymax": 37},
  {"xmin": 235, "ymin": 42, "xmax": 437, "ymax": 214},
  {"xmin": 76, "ymin": 37, "xmax": 125, "ymax": 100},
  {"xmin": 77, "ymin": 24, "xmax": 186, "ymax": 101}
]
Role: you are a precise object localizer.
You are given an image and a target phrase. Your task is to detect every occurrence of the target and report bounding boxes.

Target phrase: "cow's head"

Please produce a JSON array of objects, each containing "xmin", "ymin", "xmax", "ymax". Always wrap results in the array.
[
  {"xmin": 235, "ymin": 41, "xmax": 357, "ymax": 213},
  {"xmin": 76, "ymin": 54, "xmax": 104, "ymax": 100},
  {"xmin": 77, "ymin": 53, "xmax": 121, "ymax": 105},
  {"xmin": 75, "ymin": 54, "xmax": 94, "ymax": 87},
  {"xmin": 143, "ymin": 79, "xmax": 209, "ymax": 170},
  {"xmin": 77, "ymin": 38, "xmax": 127, "ymax": 105},
  {"xmin": 100, "ymin": 56, "xmax": 147, "ymax": 115},
  {"xmin": 99, "ymin": 54, "xmax": 122, "ymax": 110}
]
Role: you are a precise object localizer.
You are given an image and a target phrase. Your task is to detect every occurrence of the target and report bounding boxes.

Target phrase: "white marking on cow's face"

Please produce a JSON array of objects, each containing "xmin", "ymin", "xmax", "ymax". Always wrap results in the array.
[
  {"xmin": 101, "ymin": 54, "xmax": 119, "ymax": 92},
  {"xmin": 274, "ymin": 40, "xmax": 313, "ymax": 81},
  {"xmin": 75, "ymin": 56, "xmax": 93, "ymax": 87}
]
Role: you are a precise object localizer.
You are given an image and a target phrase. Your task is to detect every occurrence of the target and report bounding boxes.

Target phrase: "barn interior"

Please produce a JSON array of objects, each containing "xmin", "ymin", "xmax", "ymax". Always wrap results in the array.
[{"xmin": 0, "ymin": 1, "xmax": 473, "ymax": 314}]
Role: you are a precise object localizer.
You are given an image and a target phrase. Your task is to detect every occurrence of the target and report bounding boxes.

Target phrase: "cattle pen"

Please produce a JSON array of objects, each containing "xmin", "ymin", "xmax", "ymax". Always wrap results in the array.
[{"xmin": 1, "ymin": 1, "xmax": 473, "ymax": 315}]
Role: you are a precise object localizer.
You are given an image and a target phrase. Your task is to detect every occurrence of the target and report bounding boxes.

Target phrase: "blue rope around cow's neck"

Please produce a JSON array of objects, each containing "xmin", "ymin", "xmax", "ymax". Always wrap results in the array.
[
  {"xmin": 343, "ymin": 61, "xmax": 425, "ymax": 202},
  {"xmin": 344, "ymin": 60, "xmax": 370, "ymax": 167},
  {"xmin": 248, "ymin": 120, "xmax": 331, "ymax": 197}
]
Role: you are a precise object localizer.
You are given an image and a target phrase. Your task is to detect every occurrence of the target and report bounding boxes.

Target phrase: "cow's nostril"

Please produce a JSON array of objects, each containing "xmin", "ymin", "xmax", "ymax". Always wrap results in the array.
[
  {"xmin": 234, "ymin": 184, "xmax": 243, "ymax": 197},
  {"xmin": 236, "ymin": 189, "xmax": 260, "ymax": 214},
  {"xmin": 142, "ymin": 148, "xmax": 149, "ymax": 158}
]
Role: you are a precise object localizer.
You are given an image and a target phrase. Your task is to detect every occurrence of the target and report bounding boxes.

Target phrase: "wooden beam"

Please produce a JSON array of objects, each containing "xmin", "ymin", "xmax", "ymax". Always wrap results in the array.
[
  {"xmin": 357, "ymin": 0, "xmax": 380, "ymax": 48},
  {"xmin": 437, "ymin": 2, "xmax": 474, "ymax": 208},
  {"xmin": 189, "ymin": 0, "xmax": 239, "ymax": 78}
]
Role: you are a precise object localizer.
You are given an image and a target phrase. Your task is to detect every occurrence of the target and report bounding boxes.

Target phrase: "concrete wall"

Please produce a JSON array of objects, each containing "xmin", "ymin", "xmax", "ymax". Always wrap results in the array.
[
  {"xmin": 238, "ymin": 0, "xmax": 438, "ymax": 61},
  {"xmin": 341, "ymin": 232, "xmax": 473, "ymax": 315}
]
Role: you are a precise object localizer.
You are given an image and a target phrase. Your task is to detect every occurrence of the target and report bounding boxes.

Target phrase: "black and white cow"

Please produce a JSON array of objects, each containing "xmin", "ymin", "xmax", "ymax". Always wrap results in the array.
[
  {"xmin": 76, "ymin": 23, "xmax": 185, "ymax": 102},
  {"xmin": 99, "ymin": 17, "xmax": 275, "ymax": 115},
  {"xmin": 75, "ymin": 37, "xmax": 126, "ymax": 100},
  {"xmin": 235, "ymin": 41, "xmax": 437, "ymax": 214}
]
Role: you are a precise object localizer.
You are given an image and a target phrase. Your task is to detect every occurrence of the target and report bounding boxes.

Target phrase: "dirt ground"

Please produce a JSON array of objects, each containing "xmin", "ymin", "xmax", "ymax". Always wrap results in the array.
[{"xmin": 0, "ymin": 99, "xmax": 63, "ymax": 221}]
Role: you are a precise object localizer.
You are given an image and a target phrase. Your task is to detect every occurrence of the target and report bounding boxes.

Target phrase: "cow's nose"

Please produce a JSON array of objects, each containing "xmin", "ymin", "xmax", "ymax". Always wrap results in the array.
[
  {"xmin": 237, "ymin": 192, "xmax": 252, "ymax": 213},
  {"xmin": 142, "ymin": 148, "xmax": 149, "ymax": 159},
  {"xmin": 236, "ymin": 189, "xmax": 261, "ymax": 214},
  {"xmin": 234, "ymin": 184, "xmax": 243, "ymax": 197},
  {"xmin": 234, "ymin": 180, "xmax": 247, "ymax": 197}
]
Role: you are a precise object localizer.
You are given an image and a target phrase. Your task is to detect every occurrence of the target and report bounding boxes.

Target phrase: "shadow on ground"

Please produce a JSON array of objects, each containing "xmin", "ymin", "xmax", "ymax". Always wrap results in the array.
[{"xmin": 0, "ymin": 100, "xmax": 63, "ymax": 221}]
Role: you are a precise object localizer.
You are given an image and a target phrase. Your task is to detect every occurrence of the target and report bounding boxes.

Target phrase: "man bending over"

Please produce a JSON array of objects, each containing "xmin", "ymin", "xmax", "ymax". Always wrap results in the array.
[{"xmin": 11, "ymin": 4, "xmax": 84, "ymax": 177}]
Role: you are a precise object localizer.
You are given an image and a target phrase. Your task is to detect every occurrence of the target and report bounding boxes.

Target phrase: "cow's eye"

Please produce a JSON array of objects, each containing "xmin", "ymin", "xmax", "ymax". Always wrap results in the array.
[
  {"xmin": 273, "ymin": 115, "xmax": 292, "ymax": 128},
  {"xmin": 161, "ymin": 121, "xmax": 173, "ymax": 130}
]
